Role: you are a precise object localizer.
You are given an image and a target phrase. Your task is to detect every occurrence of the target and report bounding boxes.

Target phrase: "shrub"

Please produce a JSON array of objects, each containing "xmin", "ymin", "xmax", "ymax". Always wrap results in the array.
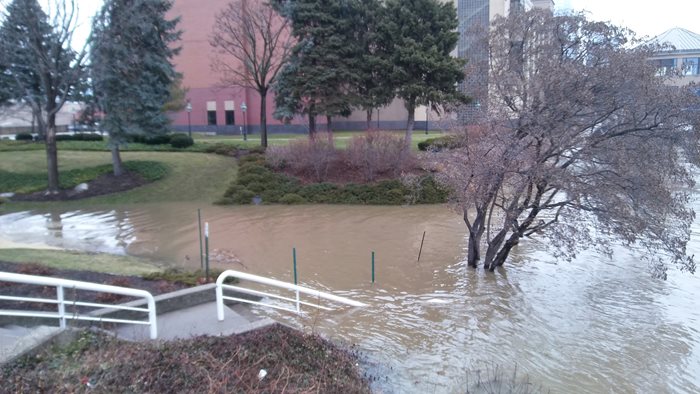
[
  {"xmin": 248, "ymin": 146, "xmax": 266, "ymax": 154},
  {"xmin": 148, "ymin": 135, "xmax": 172, "ymax": 145},
  {"xmin": 170, "ymin": 133, "xmax": 194, "ymax": 148},
  {"xmin": 222, "ymin": 184, "xmax": 256, "ymax": 204},
  {"xmin": 417, "ymin": 134, "xmax": 461, "ymax": 151},
  {"xmin": 236, "ymin": 173, "xmax": 266, "ymax": 186},
  {"xmin": 267, "ymin": 134, "xmax": 339, "ymax": 182},
  {"xmin": 413, "ymin": 176, "xmax": 448, "ymax": 203},
  {"xmin": 203, "ymin": 143, "xmax": 239, "ymax": 156},
  {"xmin": 245, "ymin": 181, "xmax": 267, "ymax": 194},
  {"xmin": 15, "ymin": 132, "xmax": 33, "ymax": 141},
  {"xmin": 75, "ymin": 133, "xmax": 104, "ymax": 141},
  {"xmin": 239, "ymin": 153, "xmax": 266, "ymax": 166},
  {"xmin": 298, "ymin": 182, "xmax": 340, "ymax": 203},
  {"xmin": 346, "ymin": 131, "xmax": 408, "ymax": 182},
  {"xmin": 279, "ymin": 193, "xmax": 306, "ymax": 204},
  {"xmin": 55, "ymin": 134, "xmax": 73, "ymax": 141},
  {"xmin": 56, "ymin": 133, "xmax": 104, "ymax": 142},
  {"xmin": 238, "ymin": 164, "xmax": 270, "ymax": 177}
]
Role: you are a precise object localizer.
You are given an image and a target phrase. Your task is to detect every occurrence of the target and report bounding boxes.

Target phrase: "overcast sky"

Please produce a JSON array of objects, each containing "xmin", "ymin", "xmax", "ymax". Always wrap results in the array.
[
  {"xmin": 30, "ymin": 0, "xmax": 700, "ymax": 46},
  {"xmin": 557, "ymin": 0, "xmax": 700, "ymax": 38}
]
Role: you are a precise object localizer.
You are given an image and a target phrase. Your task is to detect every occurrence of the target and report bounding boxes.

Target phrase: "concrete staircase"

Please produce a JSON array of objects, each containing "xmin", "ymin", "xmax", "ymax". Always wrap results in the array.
[
  {"xmin": 0, "ymin": 324, "xmax": 62, "ymax": 365},
  {"xmin": 0, "ymin": 284, "xmax": 276, "ymax": 365},
  {"xmin": 114, "ymin": 301, "xmax": 275, "ymax": 342}
]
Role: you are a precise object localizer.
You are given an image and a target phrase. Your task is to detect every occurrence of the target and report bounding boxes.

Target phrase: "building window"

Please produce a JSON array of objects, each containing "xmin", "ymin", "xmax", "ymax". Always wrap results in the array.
[
  {"xmin": 683, "ymin": 58, "xmax": 700, "ymax": 75},
  {"xmin": 656, "ymin": 58, "xmax": 677, "ymax": 76},
  {"xmin": 207, "ymin": 111, "xmax": 217, "ymax": 126},
  {"xmin": 206, "ymin": 101, "xmax": 217, "ymax": 126},
  {"xmin": 225, "ymin": 110, "xmax": 235, "ymax": 125},
  {"xmin": 224, "ymin": 100, "xmax": 235, "ymax": 125}
]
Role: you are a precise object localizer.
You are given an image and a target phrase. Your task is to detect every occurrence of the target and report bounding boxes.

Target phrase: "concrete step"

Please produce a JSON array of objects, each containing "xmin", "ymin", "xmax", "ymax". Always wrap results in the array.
[
  {"xmin": 114, "ymin": 302, "xmax": 275, "ymax": 342},
  {"xmin": 0, "ymin": 325, "xmax": 62, "ymax": 365}
]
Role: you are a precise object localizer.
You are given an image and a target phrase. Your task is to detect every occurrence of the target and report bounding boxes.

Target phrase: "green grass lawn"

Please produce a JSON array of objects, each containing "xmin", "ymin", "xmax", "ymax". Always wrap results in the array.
[
  {"xmin": 0, "ymin": 249, "xmax": 161, "ymax": 275},
  {"xmin": 0, "ymin": 150, "xmax": 237, "ymax": 206}
]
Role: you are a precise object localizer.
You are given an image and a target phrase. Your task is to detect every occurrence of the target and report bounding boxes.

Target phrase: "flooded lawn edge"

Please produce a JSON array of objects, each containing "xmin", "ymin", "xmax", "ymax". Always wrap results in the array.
[{"xmin": 0, "ymin": 248, "xmax": 163, "ymax": 276}]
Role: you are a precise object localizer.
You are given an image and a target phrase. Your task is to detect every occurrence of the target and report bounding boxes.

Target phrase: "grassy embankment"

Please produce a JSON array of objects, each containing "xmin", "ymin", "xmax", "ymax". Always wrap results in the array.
[{"xmin": 0, "ymin": 249, "xmax": 160, "ymax": 276}]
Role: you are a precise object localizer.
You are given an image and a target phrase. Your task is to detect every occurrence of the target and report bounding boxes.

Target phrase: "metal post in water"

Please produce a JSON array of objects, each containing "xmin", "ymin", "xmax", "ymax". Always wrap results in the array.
[
  {"xmin": 197, "ymin": 209, "xmax": 204, "ymax": 270},
  {"xmin": 417, "ymin": 231, "xmax": 426, "ymax": 262},
  {"xmin": 293, "ymin": 247, "xmax": 300, "ymax": 313},
  {"xmin": 372, "ymin": 251, "xmax": 375, "ymax": 284},
  {"xmin": 205, "ymin": 222, "xmax": 210, "ymax": 282}
]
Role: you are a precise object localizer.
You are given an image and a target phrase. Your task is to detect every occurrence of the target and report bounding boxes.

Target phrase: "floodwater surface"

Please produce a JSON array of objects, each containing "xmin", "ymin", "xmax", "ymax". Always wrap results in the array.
[{"xmin": 1, "ymin": 203, "xmax": 699, "ymax": 393}]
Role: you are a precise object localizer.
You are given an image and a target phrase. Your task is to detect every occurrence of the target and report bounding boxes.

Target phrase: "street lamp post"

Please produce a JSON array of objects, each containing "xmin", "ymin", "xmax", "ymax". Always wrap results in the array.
[
  {"xmin": 240, "ymin": 102, "xmax": 247, "ymax": 141},
  {"xmin": 186, "ymin": 102, "xmax": 192, "ymax": 138}
]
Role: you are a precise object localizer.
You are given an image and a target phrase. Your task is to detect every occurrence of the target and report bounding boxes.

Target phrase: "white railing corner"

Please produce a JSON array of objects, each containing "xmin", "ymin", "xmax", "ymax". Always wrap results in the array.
[
  {"xmin": 0, "ymin": 271, "xmax": 158, "ymax": 340},
  {"xmin": 215, "ymin": 269, "xmax": 366, "ymax": 322}
]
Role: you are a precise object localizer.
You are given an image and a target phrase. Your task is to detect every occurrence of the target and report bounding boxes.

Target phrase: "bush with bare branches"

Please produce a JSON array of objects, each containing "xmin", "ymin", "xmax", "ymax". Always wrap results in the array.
[
  {"xmin": 346, "ymin": 131, "xmax": 411, "ymax": 182},
  {"xmin": 266, "ymin": 132, "xmax": 339, "ymax": 182}
]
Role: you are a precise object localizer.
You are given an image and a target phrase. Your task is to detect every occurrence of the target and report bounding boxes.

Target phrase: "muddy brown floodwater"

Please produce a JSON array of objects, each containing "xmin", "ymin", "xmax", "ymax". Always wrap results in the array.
[{"xmin": 1, "ymin": 203, "xmax": 699, "ymax": 393}]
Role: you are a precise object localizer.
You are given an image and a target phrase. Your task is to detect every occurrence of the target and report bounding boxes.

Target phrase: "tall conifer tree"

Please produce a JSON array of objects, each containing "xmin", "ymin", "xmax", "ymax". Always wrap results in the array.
[
  {"xmin": 91, "ymin": 0, "xmax": 181, "ymax": 176},
  {"xmin": 273, "ymin": 0, "xmax": 363, "ymax": 136},
  {"xmin": 380, "ymin": 0, "xmax": 468, "ymax": 148}
]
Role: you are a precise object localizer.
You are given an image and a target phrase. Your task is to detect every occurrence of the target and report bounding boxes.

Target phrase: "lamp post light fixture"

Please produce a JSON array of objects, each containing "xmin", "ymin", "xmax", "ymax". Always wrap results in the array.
[
  {"xmin": 186, "ymin": 101, "xmax": 192, "ymax": 138},
  {"xmin": 240, "ymin": 102, "xmax": 247, "ymax": 141}
]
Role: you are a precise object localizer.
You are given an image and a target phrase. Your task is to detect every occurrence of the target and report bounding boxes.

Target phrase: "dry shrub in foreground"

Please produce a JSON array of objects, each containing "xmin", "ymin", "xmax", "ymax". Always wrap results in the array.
[{"xmin": 2, "ymin": 324, "xmax": 370, "ymax": 393}]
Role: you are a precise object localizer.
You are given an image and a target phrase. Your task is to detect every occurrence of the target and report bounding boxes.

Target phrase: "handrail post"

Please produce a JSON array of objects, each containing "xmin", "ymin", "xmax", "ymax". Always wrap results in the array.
[
  {"xmin": 56, "ymin": 285, "xmax": 66, "ymax": 329},
  {"xmin": 147, "ymin": 294, "xmax": 158, "ymax": 340},
  {"xmin": 216, "ymin": 281, "xmax": 224, "ymax": 321}
]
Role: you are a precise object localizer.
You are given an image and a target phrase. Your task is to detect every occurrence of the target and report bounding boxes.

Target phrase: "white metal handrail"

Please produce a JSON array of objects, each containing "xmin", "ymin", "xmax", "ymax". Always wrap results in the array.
[
  {"xmin": 216, "ymin": 269, "xmax": 366, "ymax": 321},
  {"xmin": 0, "ymin": 271, "xmax": 158, "ymax": 339}
]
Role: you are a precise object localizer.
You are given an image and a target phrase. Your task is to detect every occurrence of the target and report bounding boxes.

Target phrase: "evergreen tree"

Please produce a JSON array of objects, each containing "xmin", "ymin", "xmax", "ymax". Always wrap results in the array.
[
  {"xmin": 380, "ymin": 0, "xmax": 468, "ymax": 148},
  {"xmin": 0, "ymin": 63, "xmax": 11, "ymax": 107},
  {"xmin": 0, "ymin": 0, "xmax": 86, "ymax": 193},
  {"xmin": 273, "ymin": 0, "xmax": 363, "ymax": 136},
  {"xmin": 354, "ymin": 0, "xmax": 394, "ymax": 130},
  {"xmin": 91, "ymin": 0, "xmax": 181, "ymax": 176}
]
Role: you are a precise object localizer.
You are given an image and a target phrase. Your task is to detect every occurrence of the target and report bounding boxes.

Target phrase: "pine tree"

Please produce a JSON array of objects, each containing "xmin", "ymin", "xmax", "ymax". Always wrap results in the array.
[
  {"xmin": 354, "ymin": 0, "xmax": 394, "ymax": 130},
  {"xmin": 91, "ymin": 0, "xmax": 181, "ymax": 176},
  {"xmin": 273, "ymin": 0, "xmax": 363, "ymax": 136},
  {"xmin": 380, "ymin": 0, "xmax": 468, "ymax": 148}
]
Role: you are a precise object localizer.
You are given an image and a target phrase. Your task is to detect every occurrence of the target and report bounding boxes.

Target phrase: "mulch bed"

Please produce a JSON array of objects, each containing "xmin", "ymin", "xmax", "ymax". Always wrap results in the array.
[
  {"xmin": 1, "ymin": 324, "xmax": 371, "ymax": 393},
  {"xmin": 10, "ymin": 171, "xmax": 148, "ymax": 202},
  {"xmin": 0, "ymin": 261, "xmax": 188, "ymax": 311}
]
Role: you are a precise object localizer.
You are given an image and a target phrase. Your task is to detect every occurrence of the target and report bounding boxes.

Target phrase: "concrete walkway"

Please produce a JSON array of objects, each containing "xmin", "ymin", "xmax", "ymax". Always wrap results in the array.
[
  {"xmin": 115, "ymin": 301, "xmax": 275, "ymax": 342},
  {"xmin": 0, "ymin": 325, "xmax": 62, "ymax": 365}
]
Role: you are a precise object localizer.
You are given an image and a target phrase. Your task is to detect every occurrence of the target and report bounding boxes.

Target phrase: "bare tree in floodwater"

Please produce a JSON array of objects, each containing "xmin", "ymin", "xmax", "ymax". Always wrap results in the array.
[{"xmin": 435, "ymin": 10, "xmax": 700, "ymax": 278}]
